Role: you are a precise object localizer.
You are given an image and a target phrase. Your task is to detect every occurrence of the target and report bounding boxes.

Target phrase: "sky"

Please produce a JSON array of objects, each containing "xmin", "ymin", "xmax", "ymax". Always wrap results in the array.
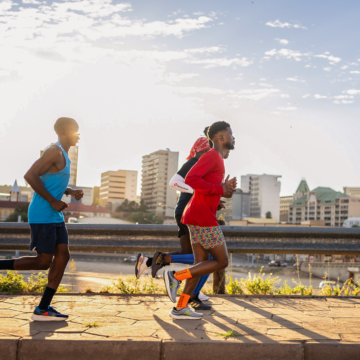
[{"xmin": 1, "ymin": 0, "xmax": 360, "ymax": 196}]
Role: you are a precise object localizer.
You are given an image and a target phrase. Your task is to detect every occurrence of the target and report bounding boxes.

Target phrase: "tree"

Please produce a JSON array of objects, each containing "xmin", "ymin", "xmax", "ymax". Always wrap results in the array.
[
  {"xmin": 115, "ymin": 199, "xmax": 148, "ymax": 213},
  {"xmin": 139, "ymin": 199, "xmax": 148, "ymax": 212},
  {"xmin": 127, "ymin": 211, "xmax": 163, "ymax": 224},
  {"xmin": 6, "ymin": 203, "xmax": 29, "ymax": 222},
  {"xmin": 265, "ymin": 211, "xmax": 272, "ymax": 219}
]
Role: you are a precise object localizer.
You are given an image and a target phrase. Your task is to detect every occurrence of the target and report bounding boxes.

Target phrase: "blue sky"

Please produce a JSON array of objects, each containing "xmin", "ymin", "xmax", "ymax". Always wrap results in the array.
[{"xmin": 1, "ymin": 0, "xmax": 359, "ymax": 196}]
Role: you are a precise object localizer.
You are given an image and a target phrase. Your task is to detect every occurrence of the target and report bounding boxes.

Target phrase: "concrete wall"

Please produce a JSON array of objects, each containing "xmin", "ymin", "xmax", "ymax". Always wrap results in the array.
[{"xmin": 301, "ymin": 262, "xmax": 350, "ymax": 282}]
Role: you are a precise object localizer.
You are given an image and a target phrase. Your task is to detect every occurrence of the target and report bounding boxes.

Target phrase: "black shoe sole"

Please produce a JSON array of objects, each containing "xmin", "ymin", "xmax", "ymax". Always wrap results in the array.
[
  {"xmin": 135, "ymin": 252, "xmax": 142, "ymax": 278},
  {"xmin": 151, "ymin": 250, "xmax": 163, "ymax": 278}
]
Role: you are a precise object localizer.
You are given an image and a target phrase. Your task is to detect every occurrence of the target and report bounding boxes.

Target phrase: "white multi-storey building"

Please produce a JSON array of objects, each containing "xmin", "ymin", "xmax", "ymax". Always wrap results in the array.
[
  {"xmin": 141, "ymin": 149, "xmax": 179, "ymax": 218},
  {"xmin": 241, "ymin": 174, "xmax": 281, "ymax": 222},
  {"xmin": 99, "ymin": 170, "xmax": 138, "ymax": 210}
]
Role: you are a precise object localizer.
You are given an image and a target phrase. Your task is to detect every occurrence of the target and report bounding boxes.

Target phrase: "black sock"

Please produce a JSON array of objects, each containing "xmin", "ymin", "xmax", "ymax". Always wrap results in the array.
[
  {"xmin": 146, "ymin": 257, "xmax": 153, "ymax": 267},
  {"xmin": 39, "ymin": 287, "xmax": 56, "ymax": 310},
  {"xmin": 0, "ymin": 259, "xmax": 15, "ymax": 270}
]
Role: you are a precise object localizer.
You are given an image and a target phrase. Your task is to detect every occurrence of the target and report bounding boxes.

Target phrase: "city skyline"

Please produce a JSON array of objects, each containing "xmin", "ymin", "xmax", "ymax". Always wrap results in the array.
[{"xmin": 1, "ymin": 0, "xmax": 360, "ymax": 196}]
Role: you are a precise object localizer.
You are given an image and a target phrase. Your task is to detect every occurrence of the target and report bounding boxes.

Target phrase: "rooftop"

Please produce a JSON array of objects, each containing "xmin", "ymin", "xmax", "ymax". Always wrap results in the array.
[
  {"xmin": 66, "ymin": 203, "xmax": 111, "ymax": 213},
  {"xmin": 0, "ymin": 201, "xmax": 29, "ymax": 209},
  {"xmin": 292, "ymin": 187, "xmax": 349, "ymax": 206}
]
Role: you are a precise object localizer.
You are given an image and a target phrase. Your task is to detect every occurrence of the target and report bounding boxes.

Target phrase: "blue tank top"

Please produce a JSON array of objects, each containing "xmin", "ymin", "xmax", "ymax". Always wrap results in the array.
[{"xmin": 28, "ymin": 142, "xmax": 71, "ymax": 224}]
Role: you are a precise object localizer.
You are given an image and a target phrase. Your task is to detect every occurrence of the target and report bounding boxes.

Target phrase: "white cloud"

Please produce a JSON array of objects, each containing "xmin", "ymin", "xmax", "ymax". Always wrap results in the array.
[
  {"xmin": 333, "ymin": 100, "xmax": 354, "ymax": 105},
  {"xmin": 265, "ymin": 49, "xmax": 309, "ymax": 62},
  {"xmin": 0, "ymin": 2, "xmax": 213, "ymax": 42},
  {"xmin": 187, "ymin": 57, "xmax": 253, "ymax": 68},
  {"xmin": 314, "ymin": 54, "xmax": 341, "ymax": 64},
  {"xmin": 287, "ymin": 76, "xmax": 306, "ymax": 82},
  {"xmin": 341, "ymin": 65, "xmax": 349, "ymax": 70},
  {"xmin": 314, "ymin": 94, "xmax": 327, "ymax": 99},
  {"xmin": 333, "ymin": 95, "xmax": 354, "ymax": 99},
  {"xmin": 280, "ymin": 94, "xmax": 290, "ymax": 98},
  {"xmin": 266, "ymin": 20, "xmax": 306, "ymax": 29},
  {"xmin": 177, "ymin": 87, "xmax": 280, "ymax": 100},
  {"xmin": 350, "ymin": 71, "xmax": 360, "ymax": 74},
  {"xmin": 22, "ymin": 0, "xmax": 41, "ymax": 4},
  {"xmin": 185, "ymin": 46, "xmax": 223, "ymax": 54},
  {"xmin": 302, "ymin": 94, "xmax": 310, "ymax": 98},
  {"xmin": 323, "ymin": 67, "xmax": 332, "ymax": 72},
  {"xmin": 343, "ymin": 89, "xmax": 360, "ymax": 95},
  {"xmin": 275, "ymin": 38, "xmax": 289, "ymax": 45},
  {"xmin": 218, "ymin": 22, "xmax": 225, "ymax": 25},
  {"xmin": 259, "ymin": 83, "xmax": 273, "ymax": 87},
  {"xmin": 231, "ymin": 88, "xmax": 280, "ymax": 100},
  {"xmin": 165, "ymin": 72, "xmax": 199, "ymax": 83},
  {"xmin": 278, "ymin": 106, "xmax": 297, "ymax": 111}
]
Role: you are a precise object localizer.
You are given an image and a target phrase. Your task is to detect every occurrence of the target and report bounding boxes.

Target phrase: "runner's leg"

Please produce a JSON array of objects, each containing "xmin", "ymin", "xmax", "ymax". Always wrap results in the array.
[
  {"xmin": 0, "ymin": 253, "xmax": 53, "ymax": 271},
  {"xmin": 180, "ymin": 243, "xmax": 228, "ymax": 297}
]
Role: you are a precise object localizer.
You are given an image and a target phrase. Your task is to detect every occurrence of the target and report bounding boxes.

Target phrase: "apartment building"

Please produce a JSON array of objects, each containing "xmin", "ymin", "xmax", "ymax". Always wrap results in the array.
[
  {"xmin": 217, "ymin": 189, "xmax": 250, "ymax": 224},
  {"xmin": 141, "ymin": 149, "xmax": 179, "ymax": 218},
  {"xmin": 99, "ymin": 170, "xmax": 138, "ymax": 210},
  {"xmin": 279, "ymin": 196, "xmax": 293, "ymax": 223},
  {"xmin": 288, "ymin": 187, "xmax": 360, "ymax": 226},
  {"xmin": 68, "ymin": 146, "xmax": 78, "ymax": 186},
  {"xmin": 280, "ymin": 179, "xmax": 310, "ymax": 223},
  {"xmin": 63, "ymin": 185, "xmax": 93, "ymax": 206},
  {"xmin": 344, "ymin": 187, "xmax": 360, "ymax": 198},
  {"xmin": 241, "ymin": 174, "xmax": 281, "ymax": 222}
]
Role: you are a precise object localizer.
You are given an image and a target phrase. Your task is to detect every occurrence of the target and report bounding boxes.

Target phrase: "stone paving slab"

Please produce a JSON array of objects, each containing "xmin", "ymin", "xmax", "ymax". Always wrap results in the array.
[{"xmin": 1, "ymin": 294, "xmax": 360, "ymax": 359}]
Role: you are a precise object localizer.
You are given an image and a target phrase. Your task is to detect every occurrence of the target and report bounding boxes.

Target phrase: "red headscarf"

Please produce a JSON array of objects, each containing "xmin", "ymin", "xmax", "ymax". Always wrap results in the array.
[{"xmin": 186, "ymin": 137, "xmax": 211, "ymax": 160}]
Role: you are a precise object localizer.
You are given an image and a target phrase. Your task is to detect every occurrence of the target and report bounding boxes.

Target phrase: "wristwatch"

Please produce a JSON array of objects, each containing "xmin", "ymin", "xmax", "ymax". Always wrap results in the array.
[{"xmin": 64, "ymin": 189, "xmax": 70, "ymax": 196}]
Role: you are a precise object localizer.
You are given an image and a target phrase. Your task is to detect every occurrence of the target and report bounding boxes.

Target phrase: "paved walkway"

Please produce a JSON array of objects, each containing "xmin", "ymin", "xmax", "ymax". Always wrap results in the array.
[{"xmin": 1, "ymin": 294, "xmax": 360, "ymax": 360}]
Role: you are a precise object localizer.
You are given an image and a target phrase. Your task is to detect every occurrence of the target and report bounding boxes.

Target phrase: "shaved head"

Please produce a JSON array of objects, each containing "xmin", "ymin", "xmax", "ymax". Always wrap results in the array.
[{"xmin": 54, "ymin": 117, "xmax": 78, "ymax": 134}]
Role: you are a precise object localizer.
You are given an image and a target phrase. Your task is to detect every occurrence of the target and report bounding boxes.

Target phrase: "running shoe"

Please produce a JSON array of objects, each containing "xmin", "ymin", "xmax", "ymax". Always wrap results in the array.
[
  {"xmin": 164, "ymin": 270, "xmax": 181, "ymax": 303},
  {"xmin": 169, "ymin": 307, "xmax": 203, "ymax": 320},
  {"xmin": 135, "ymin": 253, "xmax": 150, "ymax": 279},
  {"xmin": 31, "ymin": 306, "xmax": 68, "ymax": 321},
  {"xmin": 151, "ymin": 250, "xmax": 167, "ymax": 278},
  {"xmin": 189, "ymin": 296, "xmax": 212, "ymax": 310},
  {"xmin": 199, "ymin": 292, "xmax": 210, "ymax": 301}
]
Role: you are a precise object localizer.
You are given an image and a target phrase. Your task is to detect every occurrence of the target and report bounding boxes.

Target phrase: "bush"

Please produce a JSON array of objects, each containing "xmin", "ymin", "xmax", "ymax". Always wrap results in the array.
[
  {"xmin": 0, "ymin": 271, "xmax": 27, "ymax": 294},
  {"xmin": 127, "ymin": 212, "xmax": 163, "ymax": 224},
  {"xmin": 0, "ymin": 270, "xmax": 68, "ymax": 294},
  {"xmin": 241, "ymin": 267, "xmax": 280, "ymax": 295}
]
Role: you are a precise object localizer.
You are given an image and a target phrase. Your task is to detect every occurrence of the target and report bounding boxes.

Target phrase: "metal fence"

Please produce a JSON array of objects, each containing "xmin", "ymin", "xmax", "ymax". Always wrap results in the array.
[{"xmin": 1, "ymin": 223, "xmax": 360, "ymax": 254}]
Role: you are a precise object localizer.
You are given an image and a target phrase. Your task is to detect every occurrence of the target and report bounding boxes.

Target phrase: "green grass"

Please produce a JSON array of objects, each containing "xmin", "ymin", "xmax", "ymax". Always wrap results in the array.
[
  {"xmin": 84, "ymin": 321, "xmax": 101, "ymax": 328},
  {"xmin": 216, "ymin": 330, "xmax": 243, "ymax": 339}
]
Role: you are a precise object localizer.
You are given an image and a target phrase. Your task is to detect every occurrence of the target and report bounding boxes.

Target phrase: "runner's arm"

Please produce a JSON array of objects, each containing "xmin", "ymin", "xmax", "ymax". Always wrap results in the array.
[
  {"xmin": 24, "ymin": 147, "xmax": 68, "ymax": 211},
  {"xmin": 185, "ymin": 153, "xmax": 223, "ymax": 196},
  {"xmin": 169, "ymin": 174, "xmax": 194, "ymax": 194}
]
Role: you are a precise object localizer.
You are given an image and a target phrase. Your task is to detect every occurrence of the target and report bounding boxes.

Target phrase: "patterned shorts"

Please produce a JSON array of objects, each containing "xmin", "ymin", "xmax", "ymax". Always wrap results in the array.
[{"xmin": 187, "ymin": 225, "xmax": 225, "ymax": 250}]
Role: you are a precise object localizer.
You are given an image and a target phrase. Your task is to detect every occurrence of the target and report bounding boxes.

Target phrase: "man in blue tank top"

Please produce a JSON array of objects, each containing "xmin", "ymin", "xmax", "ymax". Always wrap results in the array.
[{"xmin": 0, "ymin": 117, "xmax": 83, "ymax": 321}]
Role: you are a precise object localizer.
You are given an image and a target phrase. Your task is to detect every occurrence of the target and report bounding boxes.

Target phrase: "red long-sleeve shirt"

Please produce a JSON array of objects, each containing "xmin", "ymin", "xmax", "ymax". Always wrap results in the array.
[{"xmin": 181, "ymin": 149, "xmax": 225, "ymax": 227}]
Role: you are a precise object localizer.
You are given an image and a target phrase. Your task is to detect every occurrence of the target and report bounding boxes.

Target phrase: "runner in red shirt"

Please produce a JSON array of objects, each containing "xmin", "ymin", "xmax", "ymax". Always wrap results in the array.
[{"xmin": 164, "ymin": 121, "xmax": 236, "ymax": 319}]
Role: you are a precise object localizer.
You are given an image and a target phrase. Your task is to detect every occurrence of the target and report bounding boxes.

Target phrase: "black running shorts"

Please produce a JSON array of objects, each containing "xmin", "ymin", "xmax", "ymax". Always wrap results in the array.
[
  {"xmin": 29, "ymin": 222, "xmax": 68, "ymax": 254},
  {"xmin": 175, "ymin": 214, "xmax": 189, "ymax": 238}
]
